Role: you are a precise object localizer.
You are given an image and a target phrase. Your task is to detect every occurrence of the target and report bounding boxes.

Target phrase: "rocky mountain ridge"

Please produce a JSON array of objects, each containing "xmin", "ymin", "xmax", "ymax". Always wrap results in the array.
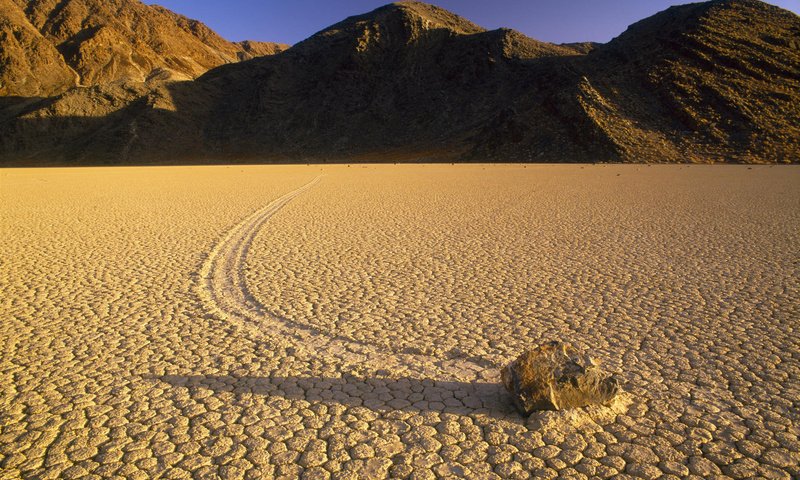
[
  {"xmin": 1, "ymin": 0, "xmax": 798, "ymax": 164},
  {"xmin": 0, "ymin": 0, "xmax": 287, "ymax": 96}
]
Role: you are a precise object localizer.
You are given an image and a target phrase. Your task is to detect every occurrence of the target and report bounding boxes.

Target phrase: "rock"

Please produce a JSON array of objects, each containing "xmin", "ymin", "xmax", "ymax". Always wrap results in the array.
[{"xmin": 501, "ymin": 341, "xmax": 620, "ymax": 414}]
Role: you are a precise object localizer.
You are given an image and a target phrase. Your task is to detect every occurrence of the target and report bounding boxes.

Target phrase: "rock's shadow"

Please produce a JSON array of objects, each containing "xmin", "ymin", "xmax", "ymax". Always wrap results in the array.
[{"xmin": 155, "ymin": 373, "xmax": 520, "ymax": 420}]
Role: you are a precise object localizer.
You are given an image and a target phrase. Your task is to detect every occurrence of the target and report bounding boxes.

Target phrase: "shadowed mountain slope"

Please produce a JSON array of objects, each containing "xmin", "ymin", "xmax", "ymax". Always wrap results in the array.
[
  {"xmin": 579, "ymin": 0, "xmax": 800, "ymax": 162},
  {"xmin": 191, "ymin": 2, "xmax": 584, "ymax": 160},
  {"xmin": 1, "ymin": 0, "xmax": 798, "ymax": 164}
]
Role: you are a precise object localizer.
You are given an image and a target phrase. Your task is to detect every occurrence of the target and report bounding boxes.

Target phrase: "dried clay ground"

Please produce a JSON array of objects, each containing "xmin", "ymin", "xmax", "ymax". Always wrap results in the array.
[{"xmin": 1, "ymin": 164, "xmax": 798, "ymax": 479}]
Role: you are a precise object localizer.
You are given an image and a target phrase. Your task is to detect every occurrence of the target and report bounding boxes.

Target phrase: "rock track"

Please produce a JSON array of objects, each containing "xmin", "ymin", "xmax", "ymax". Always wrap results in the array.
[{"xmin": 196, "ymin": 174, "xmax": 505, "ymax": 408}]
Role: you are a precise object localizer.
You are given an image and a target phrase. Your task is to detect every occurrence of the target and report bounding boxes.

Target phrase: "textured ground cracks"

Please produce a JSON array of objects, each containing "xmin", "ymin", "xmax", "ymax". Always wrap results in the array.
[
  {"xmin": 197, "ymin": 174, "xmax": 505, "ymax": 410},
  {"xmin": 2, "ymin": 165, "xmax": 798, "ymax": 479}
]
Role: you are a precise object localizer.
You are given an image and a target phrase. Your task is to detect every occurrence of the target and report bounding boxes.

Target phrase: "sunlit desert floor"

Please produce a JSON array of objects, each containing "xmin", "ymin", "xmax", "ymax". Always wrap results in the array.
[{"xmin": 1, "ymin": 164, "xmax": 798, "ymax": 479}]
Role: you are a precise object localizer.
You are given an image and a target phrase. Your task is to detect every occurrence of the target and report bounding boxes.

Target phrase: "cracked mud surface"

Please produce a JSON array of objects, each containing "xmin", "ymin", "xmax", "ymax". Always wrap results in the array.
[{"xmin": 1, "ymin": 164, "xmax": 799, "ymax": 479}]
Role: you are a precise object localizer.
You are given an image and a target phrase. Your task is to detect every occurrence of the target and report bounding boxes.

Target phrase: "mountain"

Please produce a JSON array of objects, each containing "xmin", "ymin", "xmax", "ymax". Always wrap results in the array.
[
  {"xmin": 573, "ymin": 0, "xmax": 800, "ymax": 162},
  {"xmin": 192, "ymin": 2, "xmax": 584, "ymax": 160},
  {"xmin": 0, "ymin": 0, "xmax": 78, "ymax": 96},
  {"xmin": 1, "ymin": 0, "xmax": 287, "ymax": 96},
  {"xmin": 1, "ymin": 0, "xmax": 798, "ymax": 164}
]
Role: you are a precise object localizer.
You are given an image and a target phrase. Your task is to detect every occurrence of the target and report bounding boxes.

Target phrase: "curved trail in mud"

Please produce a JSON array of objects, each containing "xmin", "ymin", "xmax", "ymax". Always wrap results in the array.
[{"xmin": 197, "ymin": 175, "xmax": 492, "ymax": 385}]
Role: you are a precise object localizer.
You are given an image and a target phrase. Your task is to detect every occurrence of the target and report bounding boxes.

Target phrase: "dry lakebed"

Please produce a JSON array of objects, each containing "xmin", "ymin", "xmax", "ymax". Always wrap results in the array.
[{"xmin": 1, "ymin": 164, "xmax": 798, "ymax": 479}]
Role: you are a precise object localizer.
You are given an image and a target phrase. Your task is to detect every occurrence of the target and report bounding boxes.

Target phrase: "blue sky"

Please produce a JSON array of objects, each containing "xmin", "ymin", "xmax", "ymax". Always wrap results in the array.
[{"xmin": 143, "ymin": 0, "xmax": 800, "ymax": 45}]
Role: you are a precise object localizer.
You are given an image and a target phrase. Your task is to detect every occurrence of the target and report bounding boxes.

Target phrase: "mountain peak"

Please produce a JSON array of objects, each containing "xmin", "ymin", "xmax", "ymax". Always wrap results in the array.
[
  {"xmin": 302, "ymin": 0, "xmax": 484, "ymax": 45},
  {"xmin": 0, "ymin": 0, "xmax": 287, "ymax": 96},
  {"xmin": 385, "ymin": 1, "xmax": 486, "ymax": 34}
]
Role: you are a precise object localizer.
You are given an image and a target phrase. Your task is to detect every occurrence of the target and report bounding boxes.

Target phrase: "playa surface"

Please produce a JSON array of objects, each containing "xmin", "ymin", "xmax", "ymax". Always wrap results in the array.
[{"xmin": 1, "ymin": 164, "xmax": 798, "ymax": 479}]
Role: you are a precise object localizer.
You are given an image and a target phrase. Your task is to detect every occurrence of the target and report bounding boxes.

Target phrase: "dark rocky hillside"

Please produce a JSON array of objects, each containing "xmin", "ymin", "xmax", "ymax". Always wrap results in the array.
[
  {"xmin": 577, "ymin": 0, "xmax": 800, "ymax": 162},
  {"xmin": 1, "ymin": 0, "xmax": 798, "ymax": 164}
]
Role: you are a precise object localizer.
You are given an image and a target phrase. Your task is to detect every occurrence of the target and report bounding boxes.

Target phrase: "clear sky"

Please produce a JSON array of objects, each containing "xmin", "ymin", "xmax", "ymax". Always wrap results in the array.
[{"xmin": 143, "ymin": 0, "xmax": 800, "ymax": 45}]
